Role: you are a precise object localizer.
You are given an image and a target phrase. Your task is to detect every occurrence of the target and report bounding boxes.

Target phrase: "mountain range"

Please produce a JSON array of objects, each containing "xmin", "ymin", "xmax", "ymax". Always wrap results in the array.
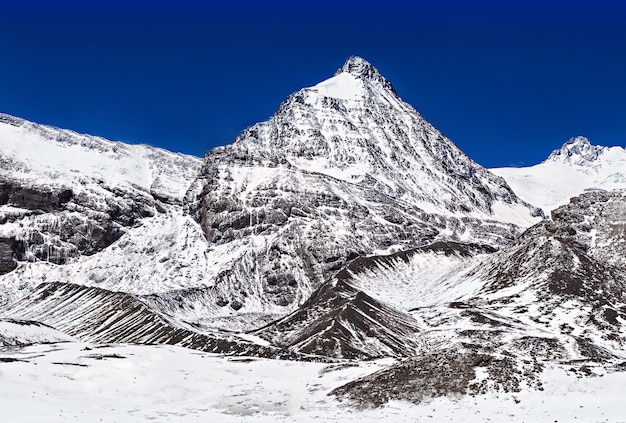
[{"xmin": 1, "ymin": 56, "xmax": 625, "ymax": 420}]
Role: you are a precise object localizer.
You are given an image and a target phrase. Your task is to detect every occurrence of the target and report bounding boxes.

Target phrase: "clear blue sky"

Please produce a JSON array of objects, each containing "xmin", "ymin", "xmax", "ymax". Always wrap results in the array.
[{"xmin": 2, "ymin": 0, "xmax": 625, "ymax": 167}]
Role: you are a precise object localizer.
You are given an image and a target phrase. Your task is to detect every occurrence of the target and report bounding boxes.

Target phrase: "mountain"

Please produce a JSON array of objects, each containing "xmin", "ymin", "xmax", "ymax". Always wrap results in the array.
[
  {"xmin": 1, "ymin": 57, "xmax": 541, "ymax": 337},
  {"xmin": 1, "ymin": 57, "xmax": 625, "ymax": 419},
  {"xmin": 491, "ymin": 136, "xmax": 626, "ymax": 214},
  {"xmin": 183, "ymin": 56, "xmax": 542, "ymax": 329}
]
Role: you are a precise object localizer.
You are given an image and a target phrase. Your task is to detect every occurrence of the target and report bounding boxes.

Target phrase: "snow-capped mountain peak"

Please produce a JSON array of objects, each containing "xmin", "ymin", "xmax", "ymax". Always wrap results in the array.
[
  {"xmin": 182, "ymin": 57, "xmax": 542, "ymax": 328},
  {"xmin": 544, "ymin": 136, "xmax": 607, "ymax": 165},
  {"xmin": 492, "ymin": 136, "xmax": 626, "ymax": 214},
  {"xmin": 333, "ymin": 56, "xmax": 397, "ymax": 93}
]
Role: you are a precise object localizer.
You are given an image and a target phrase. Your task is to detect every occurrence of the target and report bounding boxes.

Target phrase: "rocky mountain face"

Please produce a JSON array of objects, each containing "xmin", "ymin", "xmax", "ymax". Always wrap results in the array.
[
  {"xmin": 491, "ymin": 136, "xmax": 626, "ymax": 214},
  {"xmin": 0, "ymin": 58, "xmax": 542, "ymax": 333},
  {"xmin": 184, "ymin": 56, "xmax": 541, "ymax": 327}
]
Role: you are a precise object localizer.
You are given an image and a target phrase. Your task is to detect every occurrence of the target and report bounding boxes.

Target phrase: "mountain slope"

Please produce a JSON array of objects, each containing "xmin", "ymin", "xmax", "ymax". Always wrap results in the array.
[
  {"xmin": 327, "ymin": 190, "xmax": 626, "ymax": 406},
  {"xmin": 1, "ymin": 282, "xmax": 310, "ymax": 359},
  {"xmin": 444, "ymin": 189, "xmax": 626, "ymax": 355},
  {"xmin": 491, "ymin": 136, "xmax": 626, "ymax": 214}
]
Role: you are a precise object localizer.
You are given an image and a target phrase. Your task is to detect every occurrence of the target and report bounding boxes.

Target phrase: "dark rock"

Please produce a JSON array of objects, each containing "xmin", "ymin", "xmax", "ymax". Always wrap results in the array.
[{"xmin": 0, "ymin": 238, "xmax": 17, "ymax": 274}]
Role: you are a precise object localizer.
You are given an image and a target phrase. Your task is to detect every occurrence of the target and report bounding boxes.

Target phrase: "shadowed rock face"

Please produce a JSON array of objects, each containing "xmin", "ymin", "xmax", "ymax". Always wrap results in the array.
[
  {"xmin": 0, "ymin": 238, "xmax": 17, "ymax": 274},
  {"xmin": 0, "ymin": 181, "xmax": 147, "ymax": 265},
  {"xmin": 0, "ymin": 183, "xmax": 73, "ymax": 212}
]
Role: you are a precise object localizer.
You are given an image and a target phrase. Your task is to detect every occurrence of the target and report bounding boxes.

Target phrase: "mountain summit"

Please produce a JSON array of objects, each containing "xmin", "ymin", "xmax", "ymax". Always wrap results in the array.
[
  {"xmin": 333, "ymin": 56, "xmax": 397, "ymax": 93},
  {"xmin": 185, "ymin": 57, "xmax": 542, "ymax": 328}
]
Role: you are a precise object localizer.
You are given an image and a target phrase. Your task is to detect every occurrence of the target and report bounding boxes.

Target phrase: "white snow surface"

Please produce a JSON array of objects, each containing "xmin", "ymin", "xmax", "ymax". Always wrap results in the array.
[
  {"xmin": 491, "ymin": 136, "xmax": 626, "ymax": 214},
  {"xmin": 0, "ymin": 319, "xmax": 75, "ymax": 346},
  {"xmin": 0, "ymin": 113, "xmax": 202, "ymax": 201},
  {"xmin": 312, "ymin": 72, "xmax": 364, "ymax": 100},
  {"xmin": 1, "ymin": 342, "xmax": 625, "ymax": 422},
  {"xmin": 348, "ymin": 250, "xmax": 486, "ymax": 312}
]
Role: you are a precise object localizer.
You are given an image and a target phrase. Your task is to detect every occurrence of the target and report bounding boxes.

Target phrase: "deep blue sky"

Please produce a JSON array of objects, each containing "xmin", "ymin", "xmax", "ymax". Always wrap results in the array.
[{"xmin": 2, "ymin": 1, "xmax": 626, "ymax": 167}]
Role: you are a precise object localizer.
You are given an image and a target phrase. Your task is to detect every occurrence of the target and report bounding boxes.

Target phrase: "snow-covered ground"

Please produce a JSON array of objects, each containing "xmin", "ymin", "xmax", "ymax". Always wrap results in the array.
[
  {"xmin": 1, "ymin": 342, "xmax": 625, "ymax": 422},
  {"xmin": 0, "ymin": 319, "xmax": 75, "ymax": 346}
]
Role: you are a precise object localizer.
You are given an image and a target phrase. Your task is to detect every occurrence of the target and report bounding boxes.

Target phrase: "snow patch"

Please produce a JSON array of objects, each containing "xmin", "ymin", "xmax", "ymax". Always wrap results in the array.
[{"xmin": 311, "ymin": 72, "xmax": 364, "ymax": 100}]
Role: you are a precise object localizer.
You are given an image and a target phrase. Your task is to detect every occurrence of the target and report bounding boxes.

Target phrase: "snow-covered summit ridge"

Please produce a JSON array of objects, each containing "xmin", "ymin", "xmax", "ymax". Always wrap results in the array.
[
  {"xmin": 0, "ymin": 112, "xmax": 202, "ymax": 201},
  {"xmin": 544, "ymin": 136, "xmax": 608, "ymax": 165},
  {"xmin": 309, "ymin": 56, "xmax": 395, "ymax": 101}
]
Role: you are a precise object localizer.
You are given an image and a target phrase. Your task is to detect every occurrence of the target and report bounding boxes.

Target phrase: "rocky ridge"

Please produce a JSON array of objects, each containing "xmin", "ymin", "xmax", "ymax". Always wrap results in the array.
[{"xmin": 328, "ymin": 190, "xmax": 626, "ymax": 406}]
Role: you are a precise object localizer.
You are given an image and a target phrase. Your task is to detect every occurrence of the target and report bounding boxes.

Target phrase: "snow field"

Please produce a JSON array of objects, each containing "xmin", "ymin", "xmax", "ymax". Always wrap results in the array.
[{"xmin": 1, "ymin": 343, "xmax": 626, "ymax": 422}]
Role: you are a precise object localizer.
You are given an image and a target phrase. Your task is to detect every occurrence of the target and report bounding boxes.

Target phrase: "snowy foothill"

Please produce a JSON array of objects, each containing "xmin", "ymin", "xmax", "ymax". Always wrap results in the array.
[{"xmin": 1, "ymin": 342, "xmax": 625, "ymax": 422}]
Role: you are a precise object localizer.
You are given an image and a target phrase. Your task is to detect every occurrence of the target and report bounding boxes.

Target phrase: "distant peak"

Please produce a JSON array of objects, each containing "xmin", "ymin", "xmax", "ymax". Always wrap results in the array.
[
  {"xmin": 545, "ymin": 136, "xmax": 606, "ymax": 164},
  {"xmin": 565, "ymin": 136, "xmax": 591, "ymax": 148},
  {"xmin": 335, "ymin": 56, "xmax": 396, "ymax": 94}
]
